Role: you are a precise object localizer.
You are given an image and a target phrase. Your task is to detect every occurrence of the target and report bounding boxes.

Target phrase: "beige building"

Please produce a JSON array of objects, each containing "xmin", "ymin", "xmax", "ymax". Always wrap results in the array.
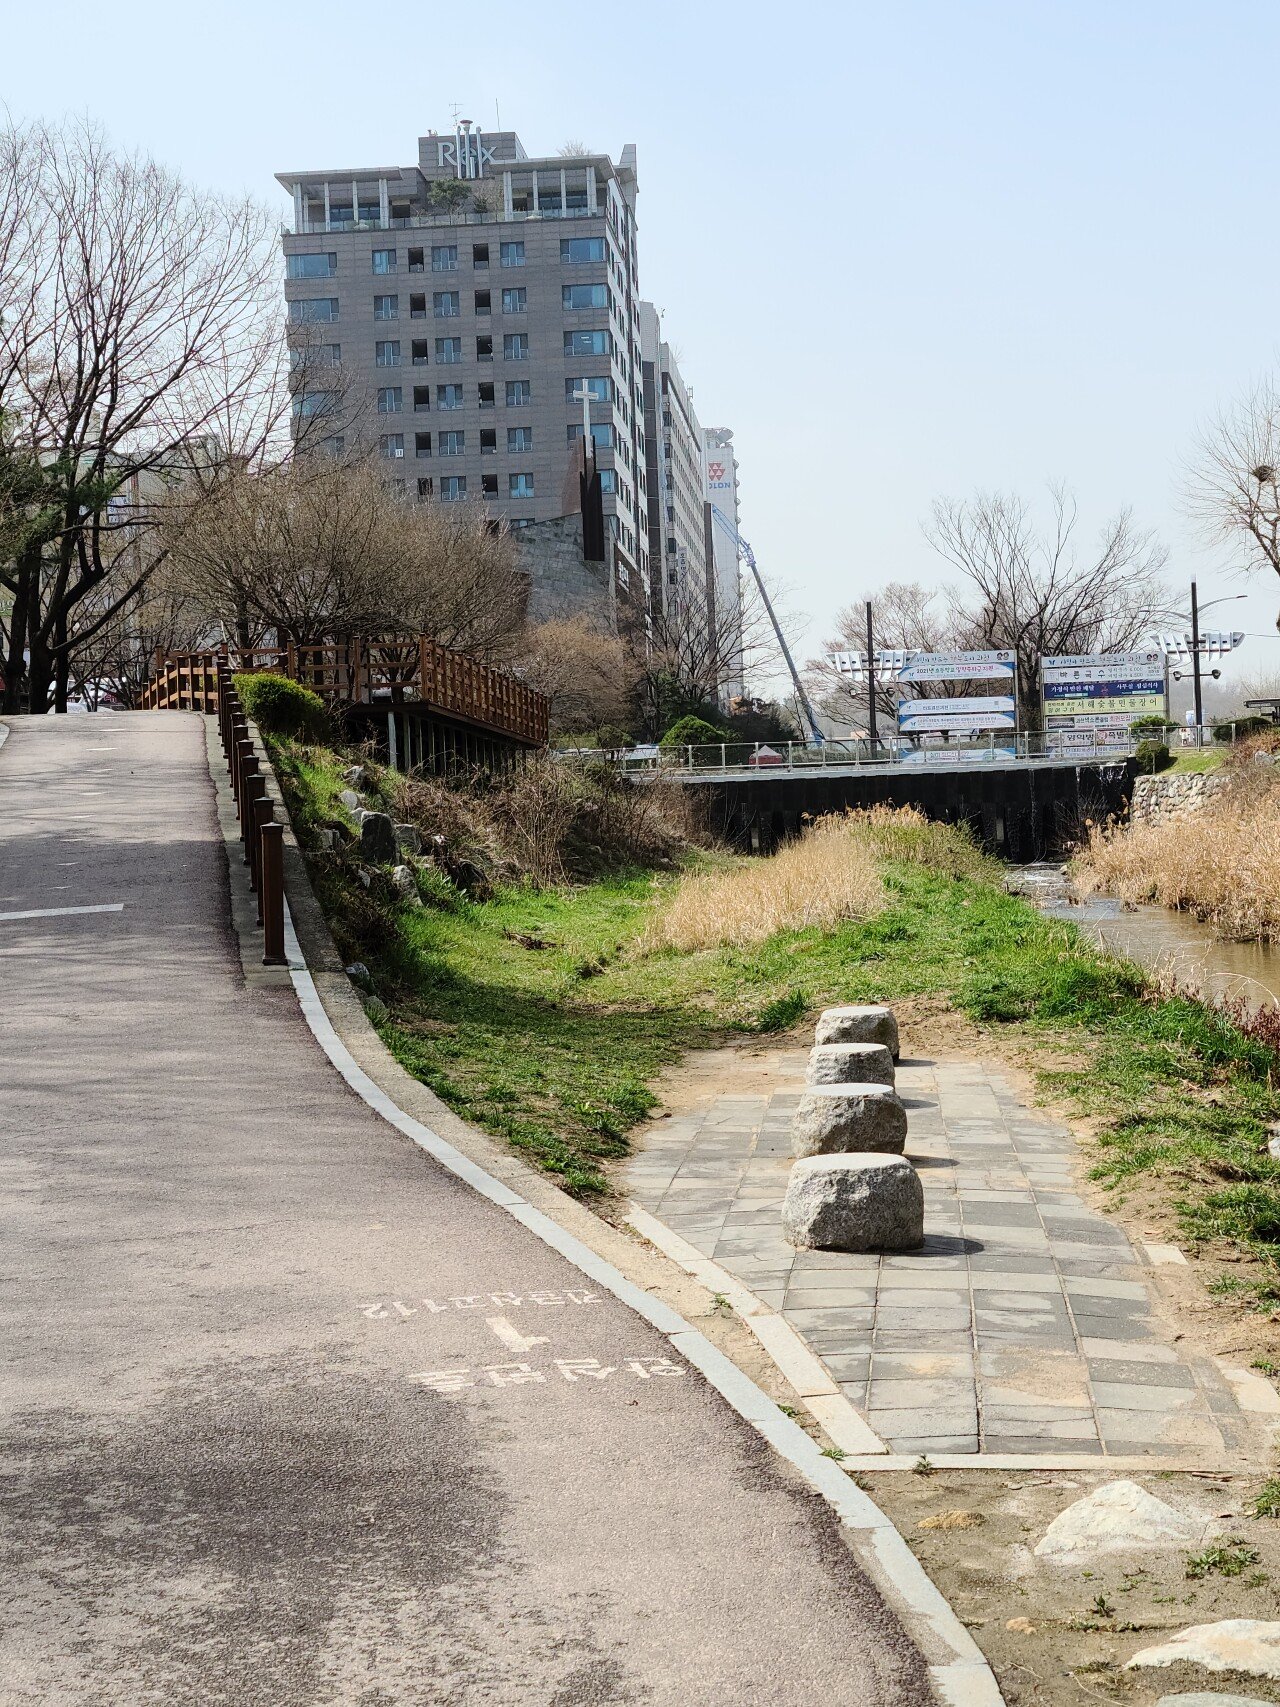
[
  {"xmin": 276, "ymin": 125, "xmax": 649, "ymax": 612},
  {"xmin": 639, "ymin": 302, "xmax": 709, "ymax": 631},
  {"xmin": 703, "ymin": 426, "xmax": 745, "ymax": 703}
]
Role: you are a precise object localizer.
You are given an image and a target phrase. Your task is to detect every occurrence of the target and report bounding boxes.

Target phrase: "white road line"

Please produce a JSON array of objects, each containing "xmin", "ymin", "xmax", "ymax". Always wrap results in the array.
[
  {"xmin": 486, "ymin": 1315, "xmax": 550, "ymax": 1355},
  {"xmin": 0, "ymin": 903, "xmax": 124, "ymax": 922}
]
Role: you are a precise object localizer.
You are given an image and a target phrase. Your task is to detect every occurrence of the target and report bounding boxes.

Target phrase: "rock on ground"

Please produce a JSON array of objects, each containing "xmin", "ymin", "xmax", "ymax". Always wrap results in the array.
[
  {"xmin": 1034, "ymin": 1480, "xmax": 1214, "ymax": 1563},
  {"xmin": 791, "ymin": 1085, "xmax": 907, "ymax": 1157},
  {"xmin": 394, "ymin": 822, "xmax": 422, "ymax": 856},
  {"xmin": 782, "ymin": 1153, "xmax": 923, "ymax": 1252},
  {"xmin": 360, "ymin": 812, "xmax": 398, "ymax": 864},
  {"xmin": 815, "ymin": 1004, "xmax": 900, "ymax": 1058},
  {"xmin": 338, "ymin": 788, "xmax": 361, "ymax": 812},
  {"xmin": 391, "ymin": 865, "xmax": 423, "ymax": 908},
  {"xmin": 1127, "ymin": 1622, "xmax": 1280, "ymax": 1680},
  {"xmin": 806, "ymin": 1042, "xmax": 895, "ymax": 1087},
  {"xmin": 1155, "ymin": 1693, "xmax": 1274, "ymax": 1706}
]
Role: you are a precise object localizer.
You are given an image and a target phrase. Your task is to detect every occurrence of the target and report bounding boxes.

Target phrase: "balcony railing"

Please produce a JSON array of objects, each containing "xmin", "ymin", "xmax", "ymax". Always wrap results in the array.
[{"xmin": 286, "ymin": 206, "xmax": 603, "ymax": 236}]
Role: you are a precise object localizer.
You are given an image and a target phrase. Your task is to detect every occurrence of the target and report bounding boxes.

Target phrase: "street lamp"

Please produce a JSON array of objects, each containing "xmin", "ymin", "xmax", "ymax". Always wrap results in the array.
[{"xmin": 1168, "ymin": 583, "xmax": 1247, "ymax": 742}]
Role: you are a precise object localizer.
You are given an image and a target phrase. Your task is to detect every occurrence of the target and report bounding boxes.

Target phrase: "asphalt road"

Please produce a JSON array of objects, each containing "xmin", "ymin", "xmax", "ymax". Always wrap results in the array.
[{"xmin": 0, "ymin": 713, "xmax": 929, "ymax": 1706}]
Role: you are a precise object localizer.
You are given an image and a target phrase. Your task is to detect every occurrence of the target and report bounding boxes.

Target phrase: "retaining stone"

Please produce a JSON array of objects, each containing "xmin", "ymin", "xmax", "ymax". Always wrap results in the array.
[
  {"xmin": 360, "ymin": 812, "xmax": 398, "ymax": 864},
  {"xmin": 815, "ymin": 1004, "xmax": 900, "ymax": 1059},
  {"xmin": 806, "ymin": 1042, "xmax": 895, "ymax": 1087},
  {"xmin": 391, "ymin": 865, "xmax": 423, "ymax": 908},
  {"xmin": 394, "ymin": 823, "xmax": 422, "ymax": 856},
  {"xmin": 791, "ymin": 1084, "xmax": 908, "ymax": 1157},
  {"xmin": 782, "ymin": 1153, "xmax": 924, "ymax": 1251}
]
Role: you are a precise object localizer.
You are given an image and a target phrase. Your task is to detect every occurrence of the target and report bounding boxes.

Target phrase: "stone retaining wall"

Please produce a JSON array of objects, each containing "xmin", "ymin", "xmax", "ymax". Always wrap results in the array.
[{"xmin": 1130, "ymin": 770, "xmax": 1229, "ymax": 825}]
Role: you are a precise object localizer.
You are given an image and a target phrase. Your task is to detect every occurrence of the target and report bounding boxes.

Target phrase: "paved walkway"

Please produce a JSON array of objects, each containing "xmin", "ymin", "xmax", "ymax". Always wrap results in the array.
[
  {"xmin": 0, "ymin": 715, "xmax": 927, "ymax": 1706},
  {"xmin": 625, "ymin": 1049, "xmax": 1257, "ymax": 1460}
]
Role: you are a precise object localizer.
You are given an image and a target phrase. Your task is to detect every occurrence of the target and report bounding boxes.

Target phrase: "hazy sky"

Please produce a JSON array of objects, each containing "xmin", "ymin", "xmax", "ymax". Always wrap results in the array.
[{"xmin": 9, "ymin": 0, "xmax": 1280, "ymax": 694}]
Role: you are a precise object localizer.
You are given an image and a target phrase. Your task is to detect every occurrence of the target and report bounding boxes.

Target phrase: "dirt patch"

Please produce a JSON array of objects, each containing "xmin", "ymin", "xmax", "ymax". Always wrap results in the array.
[{"xmin": 867, "ymin": 1465, "xmax": 1280, "ymax": 1706}]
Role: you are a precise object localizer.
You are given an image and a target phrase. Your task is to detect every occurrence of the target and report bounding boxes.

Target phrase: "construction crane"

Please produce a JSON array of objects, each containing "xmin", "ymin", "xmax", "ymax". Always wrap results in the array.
[{"xmin": 710, "ymin": 505, "xmax": 825, "ymax": 745}]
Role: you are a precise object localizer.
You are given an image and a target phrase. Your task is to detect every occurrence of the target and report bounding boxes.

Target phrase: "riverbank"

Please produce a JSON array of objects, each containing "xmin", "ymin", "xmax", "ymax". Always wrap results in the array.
[{"xmin": 269, "ymin": 740, "xmax": 1280, "ymax": 1293}]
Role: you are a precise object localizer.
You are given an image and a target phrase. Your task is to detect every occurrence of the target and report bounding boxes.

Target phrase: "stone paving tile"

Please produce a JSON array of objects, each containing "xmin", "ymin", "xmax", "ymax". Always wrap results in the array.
[{"xmin": 623, "ymin": 1048, "xmax": 1261, "ymax": 1461}]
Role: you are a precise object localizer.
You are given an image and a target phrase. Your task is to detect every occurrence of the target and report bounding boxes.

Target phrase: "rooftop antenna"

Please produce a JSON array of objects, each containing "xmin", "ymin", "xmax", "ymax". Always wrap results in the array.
[
  {"xmin": 449, "ymin": 102, "xmax": 464, "ymax": 125},
  {"xmin": 495, "ymin": 98, "xmax": 502, "ymax": 129}
]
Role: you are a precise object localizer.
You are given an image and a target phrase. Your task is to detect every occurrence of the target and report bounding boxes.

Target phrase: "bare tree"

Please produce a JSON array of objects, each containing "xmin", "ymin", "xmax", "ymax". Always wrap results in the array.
[
  {"xmin": 68, "ymin": 563, "xmax": 211, "ymax": 708},
  {"xmin": 0, "ymin": 118, "xmax": 287, "ymax": 713},
  {"xmin": 516, "ymin": 615, "xmax": 638, "ymax": 739},
  {"xmin": 926, "ymin": 486, "xmax": 1172, "ymax": 725},
  {"xmin": 805, "ymin": 581, "xmax": 964, "ymax": 730},
  {"xmin": 1188, "ymin": 379, "xmax": 1280, "ymax": 607}
]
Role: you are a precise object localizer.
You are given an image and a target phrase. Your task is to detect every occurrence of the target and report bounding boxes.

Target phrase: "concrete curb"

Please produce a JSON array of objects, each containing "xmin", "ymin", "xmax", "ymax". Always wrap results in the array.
[{"xmin": 208, "ymin": 718, "xmax": 1005, "ymax": 1707}]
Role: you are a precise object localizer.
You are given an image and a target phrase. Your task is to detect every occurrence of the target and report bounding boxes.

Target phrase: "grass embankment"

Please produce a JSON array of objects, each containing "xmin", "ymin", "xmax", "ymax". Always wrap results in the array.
[{"xmin": 271, "ymin": 741, "xmax": 1280, "ymax": 1274}]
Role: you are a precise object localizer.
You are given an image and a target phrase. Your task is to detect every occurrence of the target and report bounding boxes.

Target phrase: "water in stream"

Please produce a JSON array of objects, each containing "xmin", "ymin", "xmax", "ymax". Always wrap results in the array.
[{"xmin": 1008, "ymin": 863, "xmax": 1280, "ymax": 1011}]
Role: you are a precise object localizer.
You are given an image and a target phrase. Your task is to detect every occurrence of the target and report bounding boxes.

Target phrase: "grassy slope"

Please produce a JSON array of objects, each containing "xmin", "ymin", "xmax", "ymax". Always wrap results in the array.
[{"xmin": 272, "ymin": 740, "xmax": 1280, "ymax": 1268}]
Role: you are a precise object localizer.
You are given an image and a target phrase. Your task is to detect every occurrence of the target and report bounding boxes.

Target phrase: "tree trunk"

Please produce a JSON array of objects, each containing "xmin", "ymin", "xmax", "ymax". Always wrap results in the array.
[{"xmin": 53, "ymin": 608, "xmax": 69, "ymax": 714}]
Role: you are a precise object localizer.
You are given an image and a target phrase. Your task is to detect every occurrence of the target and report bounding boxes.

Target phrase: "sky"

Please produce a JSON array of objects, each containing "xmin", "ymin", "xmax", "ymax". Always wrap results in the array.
[{"xmin": 9, "ymin": 0, "xmax": 1280, "ymax": 699}]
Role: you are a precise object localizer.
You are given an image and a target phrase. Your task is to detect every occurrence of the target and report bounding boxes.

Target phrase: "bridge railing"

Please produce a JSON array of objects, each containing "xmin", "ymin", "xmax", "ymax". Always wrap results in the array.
[{"xmin": 614, "ymin": 733, "xmax": 1142, "ymax": 776}]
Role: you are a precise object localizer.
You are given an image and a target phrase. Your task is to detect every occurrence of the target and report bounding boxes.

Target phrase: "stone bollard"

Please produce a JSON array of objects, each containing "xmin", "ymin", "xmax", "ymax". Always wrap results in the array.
[
  {"xmin": 806, "ymin": 1042, "xmax": 894, "ymax": 1087},
  {"xmin": 782, "ymin": 1153, "xmax": 924, "ymax": 1251},
  {"xmin": 815, "ymin": 1004, "xmax": 899, "ymax": 1060},
  {"xmin": 791, "ymin": 1084, "xmax": 907, "ymax": 1156}
]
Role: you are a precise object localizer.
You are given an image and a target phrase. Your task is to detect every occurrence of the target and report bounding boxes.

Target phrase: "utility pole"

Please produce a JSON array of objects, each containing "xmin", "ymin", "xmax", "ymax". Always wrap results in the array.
[
  {"xmin": 865, "ymin": 600, "xmax": 878, "ymax": 751},
  {"xmin": 1190, "ymin": 577, "xmax": 1203, "ymax": 745}
]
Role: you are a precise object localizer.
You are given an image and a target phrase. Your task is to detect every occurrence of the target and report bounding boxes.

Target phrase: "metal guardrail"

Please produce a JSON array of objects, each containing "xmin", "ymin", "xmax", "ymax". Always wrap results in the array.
[
  {"xmin": 141, "ymin": 638, "xmax": 549, "ymax": 747},
  {"xmin": 613, "ymin": 735, "xmax": 1143, "ymax": 778}
]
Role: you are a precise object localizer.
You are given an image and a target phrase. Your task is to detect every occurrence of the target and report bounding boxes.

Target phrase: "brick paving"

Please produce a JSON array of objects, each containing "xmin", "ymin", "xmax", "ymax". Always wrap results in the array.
[{"xmin": 624, "ymin": 1050, "xmax": 1258, "ymax": 1459}]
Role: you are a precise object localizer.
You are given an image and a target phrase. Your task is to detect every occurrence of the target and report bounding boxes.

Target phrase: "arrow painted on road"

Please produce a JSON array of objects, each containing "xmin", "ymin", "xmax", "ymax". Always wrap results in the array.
[{"xmin": 486, "ymin": 1316, "xmax": 550, "ymax": 1356}]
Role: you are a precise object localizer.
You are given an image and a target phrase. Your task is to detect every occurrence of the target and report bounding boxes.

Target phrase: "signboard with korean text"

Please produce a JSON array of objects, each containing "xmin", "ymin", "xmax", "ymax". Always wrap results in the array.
[
  {"xmin": 897, "ymin": 695, "xmax": 1016, "ymax": 734},
  {"xmin": 896, "ymin": 650, "xmax": 1016, "ymax": 683},
  {"xmin": 1040, "ymin": 651, "xmax": 1165, "ymax": 752}
]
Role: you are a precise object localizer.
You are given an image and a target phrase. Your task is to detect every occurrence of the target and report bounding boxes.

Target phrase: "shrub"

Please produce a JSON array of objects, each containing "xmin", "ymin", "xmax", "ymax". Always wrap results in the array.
[
  {"xmin": 1131, "ymin": 715, "xmax": 1176, "ymax": 736},
  {"xmin": 234, "ymin": 672, "xmax": 328, "ymax": 740},
  {"xmin": 1134, "ymin": 739, "xmax": 1174, "ymax": 774},
  {"xmin": 1213, "ymin": 715, "xmax": 1276, "ymax": 742},
  {"xmin": 660, "ymin": 714, "xmax": 731, "ymax": 750}
]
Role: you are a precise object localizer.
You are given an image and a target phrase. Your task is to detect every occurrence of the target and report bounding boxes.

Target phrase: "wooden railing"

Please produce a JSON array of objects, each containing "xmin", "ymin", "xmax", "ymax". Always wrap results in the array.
[{"xmin": 141, "ymin": 636, "xmax": 548, "ymax": 747}]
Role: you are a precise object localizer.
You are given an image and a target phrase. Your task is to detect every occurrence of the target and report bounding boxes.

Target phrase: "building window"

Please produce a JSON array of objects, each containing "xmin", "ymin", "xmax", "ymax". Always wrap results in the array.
[
  {"xmin": 565, "ymin": 376, "xmax": 610, "ymax": 402},
  {"xmin": 413, "ymin": 385, "xmax": 430, "ymax": 411},
  {"xmin": 438, "ymin": 430, "xmax": 465, "ymax": 456},
  {"xmin": 289, "ymin": 297, "xmax": 339, "ymax": 323},
  {"xmin": 434, "ymin": 291, "xmax": 460, "ymax": 317},
  {"xmin": 482, "ymin": 473, "xmax": 498, "ymax": 497},
  {"xmin": 409, "ymin": 294, "xmax": 427, "ymax": 318},
  {"xmin": 375, "ymin": 340, "xmax": 400, "ymax": 367},
  {"xmin": 373, "ymin": 295, "xmax": 398, "ymax": 320},
  {"xmin": 408, "ymin": 247, "xmax": 425, "ymax": 272},
  {"xmin": 436, "ymin": 384, "xmax": 463, "ymax": 409},
  {"xmin": 507, "ymin": 426, "xmax": 533, "ymax": 452},
  {"xmin": 474, "ymin": 290, "xmax": 491, "ymax": 315},
  {"xmin": 470, "ymin": 334, "xmax": 491, "ymax": 362},
  {"xmin": 372, "ymin": 248, "xmax": 396, "ymax": 274},
  {"xmin": 503, "ymin": 333, "xmax": 529, "ymax": 361},
  {"xmin": 417, "ymin": 476, "xmax": 434, "ymax": 498},
  {"xmin": 411, "ymin": 341, "xmax": 429, "ymax": 365},
  {"xmin": 509, "ymin": 473, "xmax": 534, "ymax": 498},
  {"xmin": 565, "ymin": 329, "xmax": 610, "ymax": 356},
  {"xmin": 599, "ymin": 468, "xmax": 617, "ymax": 494},
  {"xmin": 287, "ymin": 252, "xmax": 337, "ymax": 278},
  {"xmin": 560, "ymin": 236, "xmax": 606, "ymax": 263},
  {"xmin": 562, "ymin": 283, "xmax": 608, "ymax": 311},
  {"xmin": 505, "ymin": 380, "xmax": 531, "ymax": 406},
  {"xmin": 415, "ymin": 432, "xmax": 432, "ymax": 457},
  {"xmin": 290, "ymin": 342, "xmax": 340, "ymax": 369},
  {"xmin": 501, "ymin": 286, "xmax": 527, "ymax": 314},
  {"xmin": 472, "ymin": 243, "xmax": 489, "ymax": 268},
  {"xmin": 435, "ymin": 337, "xmax": 462, "ymax": 364},
  {"xmin": 478, "ymin": 382, "xmax": 495, "ymax": 408},
  {"xmin": 499, "ymin": 241, "xmax": 525, "ymax": 267},
  {"xmin": 377, "ymin": 386, "xmax": 403, "ymax": 413},
  {"xmin": 567, "ymin": 422, "xmax": 613, "ymax": 447},
  {"xmin": 509, "ymin": 517, "xmax": 535, "ymax": 529},
  {"xmin": 431, "ymin": 245, "xmax": 458, "ymax": 271},
  {"xmin": 387, "ymin": 478, "xmax": 406, "ymax": 496},
  {"xmin": 379, "ymin": 433, "xmax": 405, "ymax": 459},
  {"xmin": 440, "ymin": 475, "xmax": 466, "ymax": 501},
  {"xmin": 291, "ymin": 390, "xmax": 337, "ymax": 418},
  {"xmin": 480, "ymin": 427, "xmax": 497, "ymax": 453}
]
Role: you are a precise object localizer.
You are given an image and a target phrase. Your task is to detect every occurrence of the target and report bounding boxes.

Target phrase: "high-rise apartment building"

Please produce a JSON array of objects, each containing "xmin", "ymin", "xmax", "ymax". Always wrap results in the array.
[
  {"xmin": 276, "ymin": 125, "xmax": 649, "ymax": 610},
  {"xmin": 703, "ymin": 427, "xmax": 745, "ymax": 704},
  {"xmin": 639, "ymin": 302, "xmax": 710, "ymax": 630}
]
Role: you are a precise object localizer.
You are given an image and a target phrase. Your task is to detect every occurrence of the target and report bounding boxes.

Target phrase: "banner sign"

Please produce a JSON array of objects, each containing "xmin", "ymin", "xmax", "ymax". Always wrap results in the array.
[
  {"xmin": 896, "ymin": 650, "xmax": 1015, "ymax": 682},
  {"xmin": 898, "ymin": 696, "xmax": 1016, "ymax": 733},
  {"xmin": 1040, "ymin": 651, "xmax": 1165, "ymax": 753}
]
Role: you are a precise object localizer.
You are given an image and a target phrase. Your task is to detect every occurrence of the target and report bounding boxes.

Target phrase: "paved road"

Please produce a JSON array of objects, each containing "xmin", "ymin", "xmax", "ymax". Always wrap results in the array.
[{"xmin": 0, "ymin": 714, "xmax": 928, "ymax": 1706}]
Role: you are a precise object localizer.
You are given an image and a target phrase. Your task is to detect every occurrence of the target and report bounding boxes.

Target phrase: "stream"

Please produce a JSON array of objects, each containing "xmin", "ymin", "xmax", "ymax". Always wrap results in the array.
[{"xmin": 1007, "ymin": 863, "xmax": 1280, "ymax": 1012}]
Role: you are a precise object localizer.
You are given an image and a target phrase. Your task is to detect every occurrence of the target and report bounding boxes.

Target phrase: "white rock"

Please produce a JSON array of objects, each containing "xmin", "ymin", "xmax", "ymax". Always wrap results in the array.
[
  {"xmin": 1128, "ymin": 1623, "xmax": 1280, "ymax": 1680},
  {"xmin": 1035, "ymin": 1479, "xmax": 1214, "ymax": 1562},
  {"xmin": 806, "ymin": 1041, "xmax": 894, "ymax": 1087},
  {"xmin": 338, "ymin": 788, "xmax": 361, "ymax": 811},
  {"xmin": 791, "ymin": 1084, "xmax": 907, "ymax": 1157},
  {"xmin": 390, "ymin": 864, "xmax": 423, "ymax": 908},
  {"xmin": 782, "ymin": 1153, "xmax": 923, "ymax": 1252},
  {"xmin": 815, "ymin": 1003, "xmax": 900, "ymax": 1059}
]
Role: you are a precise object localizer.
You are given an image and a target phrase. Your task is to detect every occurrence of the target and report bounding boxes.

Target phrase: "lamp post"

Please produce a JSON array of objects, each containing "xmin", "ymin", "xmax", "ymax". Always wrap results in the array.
[
  {"xmin": 1176, "ymin": 584, "xmax": 1247, "ymax": 744},
  {"xmin": 865, "ymin": 600, "xmax": 877, "ymax": 754}
]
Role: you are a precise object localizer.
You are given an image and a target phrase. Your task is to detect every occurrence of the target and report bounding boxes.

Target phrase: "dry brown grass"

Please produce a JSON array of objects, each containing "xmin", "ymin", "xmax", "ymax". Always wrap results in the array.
[
  {"xmin": 643, "ymin": 812, "xmax": 886, "ymax": 953},
  {"xmin": 1073, "ymin": 761, "xmax": 1280, "ymax": 941}
]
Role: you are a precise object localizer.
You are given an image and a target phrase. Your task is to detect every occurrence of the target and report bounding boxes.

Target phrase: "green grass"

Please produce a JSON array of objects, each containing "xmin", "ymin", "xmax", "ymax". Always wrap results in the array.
[
  {"xmin": 1167, "ymin": 748, "xmax": 1228, "ymax": 773},
  {"xmin": 271, "ymin": 742, "xmax": 1280, "ymax": 1254}
]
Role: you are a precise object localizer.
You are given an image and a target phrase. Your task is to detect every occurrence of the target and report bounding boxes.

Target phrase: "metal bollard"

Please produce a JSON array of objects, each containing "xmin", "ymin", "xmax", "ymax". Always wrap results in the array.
[{"xmin": 260, "ymin": 822, "xmax": 286, "ymax": 966}]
